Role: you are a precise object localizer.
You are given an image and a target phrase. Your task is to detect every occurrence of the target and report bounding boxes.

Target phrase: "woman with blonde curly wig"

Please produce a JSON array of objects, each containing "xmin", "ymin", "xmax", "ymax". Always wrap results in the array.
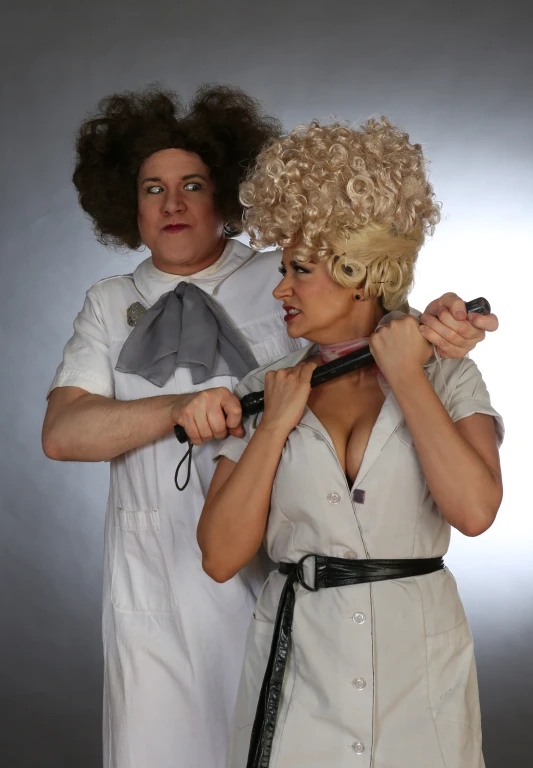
[{"xmin": 198, "ymin": 117, "xmax": 503, "ymax": 768}]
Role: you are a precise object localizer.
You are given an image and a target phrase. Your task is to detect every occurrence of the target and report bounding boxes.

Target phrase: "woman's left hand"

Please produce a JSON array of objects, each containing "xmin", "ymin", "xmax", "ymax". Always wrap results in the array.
[{"xmin": 370, "ymin": 315, "xmax": 433, "ymax": 383}]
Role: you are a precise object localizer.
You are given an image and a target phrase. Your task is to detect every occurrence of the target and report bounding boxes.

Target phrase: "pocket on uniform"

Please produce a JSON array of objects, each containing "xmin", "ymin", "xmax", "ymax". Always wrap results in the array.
[
  {"xmin": 111, "ymin": 507, "xmax": 177, "ymax": 614},
  {"xmin": 250, "ymin": 333, "xmax": 302, "ymax": 365},
  {"xmin": 425, "ymin": 618, "xmax": 482, "ymax": 745},
  {"xmin": 252, "ymin": 613, "xmax": 277, "ymax": 635},
  {"xmin": 239, "ymin": 310, "xmax": 302, "ymax": 366}
]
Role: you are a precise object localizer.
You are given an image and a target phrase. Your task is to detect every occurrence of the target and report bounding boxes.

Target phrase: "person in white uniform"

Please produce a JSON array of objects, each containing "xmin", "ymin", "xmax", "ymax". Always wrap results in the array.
[
  {"xmin": 42, "ymin": 87, "xmax": 498, "ymax": 768},
  {"xmin": 199, "ymin": 118, "xmax": 503, "ymax": 767}
]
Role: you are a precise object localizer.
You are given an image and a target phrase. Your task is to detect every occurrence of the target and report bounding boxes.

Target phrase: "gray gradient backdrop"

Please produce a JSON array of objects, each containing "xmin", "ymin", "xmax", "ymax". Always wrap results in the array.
[{"xmin": 1, "ymin": 1, "xmax": 532, "ymax": 766}]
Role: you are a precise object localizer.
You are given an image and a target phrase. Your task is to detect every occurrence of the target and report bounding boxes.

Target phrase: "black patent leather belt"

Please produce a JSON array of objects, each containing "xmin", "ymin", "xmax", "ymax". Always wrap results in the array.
[{"xmin": 246, "ymin": 554, "xmax": 444, "ymax": 768}]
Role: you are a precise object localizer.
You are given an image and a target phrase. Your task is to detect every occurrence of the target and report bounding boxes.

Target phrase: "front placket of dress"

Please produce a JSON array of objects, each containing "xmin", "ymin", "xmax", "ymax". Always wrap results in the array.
[
  {"xmin": 298, "ymin": 391, "xmax": 405, "ymax": 525},
  {"xmin": 282, "ymin": 403, "xmax": 407, "ymax": 767}
]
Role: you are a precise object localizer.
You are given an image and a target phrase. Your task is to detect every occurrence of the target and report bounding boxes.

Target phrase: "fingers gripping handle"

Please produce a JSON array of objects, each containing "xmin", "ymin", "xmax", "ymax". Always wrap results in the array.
[{"xmin": 174, "ymin": 297, "xmax": 490, "ymax": 444}]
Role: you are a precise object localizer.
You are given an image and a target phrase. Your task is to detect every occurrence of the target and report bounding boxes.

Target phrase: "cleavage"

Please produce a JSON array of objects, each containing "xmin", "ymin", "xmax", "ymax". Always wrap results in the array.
[{"xmin": 306, "ymin": 375, "xmax": 385, "ymax": 485}]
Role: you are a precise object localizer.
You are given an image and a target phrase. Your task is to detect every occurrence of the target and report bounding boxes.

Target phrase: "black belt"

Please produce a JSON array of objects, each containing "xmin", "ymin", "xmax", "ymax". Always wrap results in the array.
[{"xmin": 246, "ymin": 553, "xmax": 444, "ymax": 768}]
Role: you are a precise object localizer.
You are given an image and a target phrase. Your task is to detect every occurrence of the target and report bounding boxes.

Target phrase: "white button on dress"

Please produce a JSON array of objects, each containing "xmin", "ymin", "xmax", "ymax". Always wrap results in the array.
[
  {"xmin": 217, "ymin": 336, "xmax": 502, "ymax": 767},
  {"xmin": 48, "ymin": 241, "xmax": 308, "ymax": 768}
]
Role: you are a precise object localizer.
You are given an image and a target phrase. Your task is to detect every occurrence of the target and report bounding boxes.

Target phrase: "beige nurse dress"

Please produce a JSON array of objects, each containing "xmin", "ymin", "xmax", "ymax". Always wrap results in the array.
[{"xmin": 216, "ymin": 344, "xmax": 503, "ymax": 768}]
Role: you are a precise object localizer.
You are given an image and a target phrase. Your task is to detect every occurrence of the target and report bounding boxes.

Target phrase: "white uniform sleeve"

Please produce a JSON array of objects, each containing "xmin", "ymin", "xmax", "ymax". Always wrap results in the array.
[
  {"xmin": 447, "ymin": 358, "xmax": 504, "ymax": 446},
  {"xmin": 47, "ymin": 288, "xmax": 115, "ymax": 399}
]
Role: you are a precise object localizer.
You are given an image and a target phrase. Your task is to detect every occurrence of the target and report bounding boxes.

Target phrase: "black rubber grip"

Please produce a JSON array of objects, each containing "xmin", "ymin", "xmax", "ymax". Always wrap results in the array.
[{"xmin": 174, "ymin": 297, "xmax": 490, "ymax": 443}]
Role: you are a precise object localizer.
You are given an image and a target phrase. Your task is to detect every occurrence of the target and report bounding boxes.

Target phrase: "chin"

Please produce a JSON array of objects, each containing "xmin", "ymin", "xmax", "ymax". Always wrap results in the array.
[
  {"xmin": 154, "ymin": 243, "xmax": 199, "ymax": 269},
  {"xmin": 286, "ymin": 322, "xmax": 308, "ymax": 339},
  {"xmin": 161, "ymin": 241, "xmax": 195, "ymax": 261}
]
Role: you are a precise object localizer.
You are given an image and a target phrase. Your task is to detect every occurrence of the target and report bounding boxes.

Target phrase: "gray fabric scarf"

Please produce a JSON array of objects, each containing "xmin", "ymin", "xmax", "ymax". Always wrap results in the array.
[{"xmin": 115, "ymin": 282, "xmax": 259, "ymax": 387}]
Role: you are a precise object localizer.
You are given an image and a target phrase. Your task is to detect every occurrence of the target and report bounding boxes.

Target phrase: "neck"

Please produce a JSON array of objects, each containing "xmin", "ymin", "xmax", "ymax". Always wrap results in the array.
[
  {"xmin": 350, "ymin": 298, "xmax": 386, "ymax": 339},
  {"xmin": 316, "ymin": 300, "xmax": 386, "ymax": 346},
  {"xmin": 151, "ymin": 237, "xmax": 226, "ymax": 276},
  {"xmin": 310, "ymin": 299, "xmax": 385, "ymax": 363},
  {"xmin": 319, "ymin": 336, "xmax": 370, "ymax": 363}
]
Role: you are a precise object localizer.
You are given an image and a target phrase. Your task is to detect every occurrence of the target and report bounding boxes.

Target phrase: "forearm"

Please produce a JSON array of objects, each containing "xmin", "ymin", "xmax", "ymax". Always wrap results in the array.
[
  {"xmin": 198, "ymin": 424, "xmax": 287, "ymax": 582},
  {"xmin": 390, "ymin": 368, "xmax": 501, "ymax": 536},
  {"xmin": 43, "ymin": 392, "xmax": 180, "ymax": 462}
]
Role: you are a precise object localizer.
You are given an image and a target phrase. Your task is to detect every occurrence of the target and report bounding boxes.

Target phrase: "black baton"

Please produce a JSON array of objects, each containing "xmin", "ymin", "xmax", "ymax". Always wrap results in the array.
[{"xmin": 174, "ymin": 297, "xmax": 491, "ymax": 445}]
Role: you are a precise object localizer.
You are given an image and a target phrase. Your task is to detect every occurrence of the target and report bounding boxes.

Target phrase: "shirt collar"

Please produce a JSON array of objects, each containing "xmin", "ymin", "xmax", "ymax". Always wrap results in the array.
[{"xmin": 132, "ymin": 239, "xmax": 258, "ymax": 305}]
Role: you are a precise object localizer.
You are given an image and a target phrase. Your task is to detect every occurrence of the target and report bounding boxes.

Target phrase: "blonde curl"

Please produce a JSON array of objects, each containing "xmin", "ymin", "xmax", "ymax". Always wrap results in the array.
[{"xmin": 240, "ymin": 117, "xmax": 441, "ymax": 310}]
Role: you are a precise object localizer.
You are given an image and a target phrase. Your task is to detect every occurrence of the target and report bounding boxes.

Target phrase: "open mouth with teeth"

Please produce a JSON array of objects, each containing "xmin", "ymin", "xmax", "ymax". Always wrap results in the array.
[{"xmin": 284, "ymin": 307, "xmax": 302, "ymax": 322}]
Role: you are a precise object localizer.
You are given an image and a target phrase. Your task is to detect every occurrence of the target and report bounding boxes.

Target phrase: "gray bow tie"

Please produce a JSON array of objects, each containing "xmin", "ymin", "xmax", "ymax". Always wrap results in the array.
[{"xmin": 115, "ymin": 282, "xmax": 259, "ymax": 387}]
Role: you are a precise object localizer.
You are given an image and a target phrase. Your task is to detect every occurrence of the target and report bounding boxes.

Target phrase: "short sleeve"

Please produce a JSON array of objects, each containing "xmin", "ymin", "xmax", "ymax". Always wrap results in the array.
[
  {"xmin": 47, "ymin": 289, "xmax": 115, "ymax": 399},
  {"xmin": 447, "ymin": 358, "xmax": 504, "ymax": 446},
  {"xmin": 214, "ymin": 377, "xmax": 261, "ymax": 464}
]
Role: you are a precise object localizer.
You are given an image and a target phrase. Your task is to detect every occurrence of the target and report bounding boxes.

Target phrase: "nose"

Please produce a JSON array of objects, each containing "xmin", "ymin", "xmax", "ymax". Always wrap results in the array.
[
  {"xmin": 163, "ymin": 189, "xmax": 186, "ymax": 216},
  {"xmin": 273, "ymin": 272, "xmax": 293, "ymax": 301}
]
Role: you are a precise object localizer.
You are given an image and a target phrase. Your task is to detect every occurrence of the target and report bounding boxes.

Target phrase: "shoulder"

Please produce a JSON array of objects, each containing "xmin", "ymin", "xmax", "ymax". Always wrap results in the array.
[
  {"xmin": 230, "ymin": 241, "xmax": 281, "ymax": 266},
  {"xmin": 427, "ymin": 355, "xmax": 480, "ymax": 383},
  {"xmin": 88, "ymin": 272, "xmax": 135, "ymax": 296},
  {"xmin": 234, "ymin": 344, "xmax": 314, "ymax": 396},
  {"xmin": 81, "ymin": 273, "xmax": 141, "ymax": 336},
  {"xmin": 86, "ymin": 273, "xmax": 139, "ymax": 311},
  {"xmin": 231, "ymin": 245, "xmax": 282, "ymax": 283},
  {"xmin": 426, "ymin": 354, "xmax": 492, "ymax": 405}
]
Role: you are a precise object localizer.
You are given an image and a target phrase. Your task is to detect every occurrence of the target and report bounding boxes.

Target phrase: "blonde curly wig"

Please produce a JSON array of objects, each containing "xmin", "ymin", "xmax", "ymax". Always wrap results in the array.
[{"xmin": 240, "ymin": 117, "xmax": 441, "ymax": 310}]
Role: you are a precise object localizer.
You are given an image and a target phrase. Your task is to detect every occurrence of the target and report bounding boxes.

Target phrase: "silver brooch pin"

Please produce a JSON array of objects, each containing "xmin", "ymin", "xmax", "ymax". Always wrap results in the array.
[{"xmin": 127, "ymin": 302, "xmax": 147, "ymax": 327}]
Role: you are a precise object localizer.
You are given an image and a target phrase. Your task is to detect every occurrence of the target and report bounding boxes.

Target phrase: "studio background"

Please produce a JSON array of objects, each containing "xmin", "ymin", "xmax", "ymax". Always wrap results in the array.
[{"xmin": 1, "ymin": 1, "xmax": 531, "ymax": 766}]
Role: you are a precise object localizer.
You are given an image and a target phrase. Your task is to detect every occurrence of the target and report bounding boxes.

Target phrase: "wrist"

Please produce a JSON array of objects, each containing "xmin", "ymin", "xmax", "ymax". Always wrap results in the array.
[
  {"xmin": 255, "ymin": 419, "xmax": 291, "ymax": 443},
  {"xmin": 385, "ymin": 363, "xmax": 427, "ymax": 391},
  {"xmin": 168, "ymin": 393, "xmax": 186, "ymax": 427}
]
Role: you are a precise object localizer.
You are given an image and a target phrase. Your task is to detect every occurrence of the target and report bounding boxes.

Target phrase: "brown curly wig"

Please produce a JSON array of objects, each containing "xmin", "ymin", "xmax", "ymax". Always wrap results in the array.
[{"xmin": 72, "ymin": 84, "xmax": 282, "ymax": 250}]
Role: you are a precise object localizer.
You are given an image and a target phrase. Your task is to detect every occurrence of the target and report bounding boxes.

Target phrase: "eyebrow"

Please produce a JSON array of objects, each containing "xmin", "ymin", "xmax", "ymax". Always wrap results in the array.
[
  {"xmin": 140, "ymin": 174, "xmax": 208, "ymax": 184},
  {"xmin": 279, "ymin": 258, "xmax": 310, "ymax": 270}
]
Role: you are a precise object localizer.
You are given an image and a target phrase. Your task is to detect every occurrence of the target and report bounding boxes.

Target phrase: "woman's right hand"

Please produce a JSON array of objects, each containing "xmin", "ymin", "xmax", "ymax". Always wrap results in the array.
[{"xmin": 260, "ymin": 361, "xmax": 317, "ymax": 436}]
